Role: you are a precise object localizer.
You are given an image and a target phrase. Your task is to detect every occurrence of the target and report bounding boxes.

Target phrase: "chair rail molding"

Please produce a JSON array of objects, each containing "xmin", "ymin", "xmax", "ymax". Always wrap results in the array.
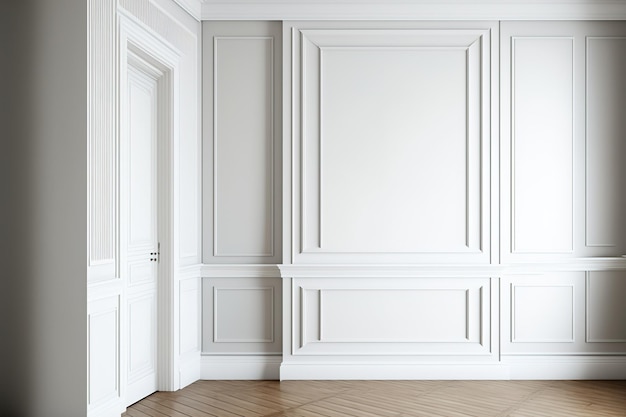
[{"xmin": 200, "ymin": 0, "xmax": 626, "ymax": 21}]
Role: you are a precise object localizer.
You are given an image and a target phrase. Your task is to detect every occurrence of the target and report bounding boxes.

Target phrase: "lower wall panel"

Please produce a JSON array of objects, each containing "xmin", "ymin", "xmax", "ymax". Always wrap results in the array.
[
  {"xmin": 202, "ymin": 277, "xmax": 282, "ymax": 354},
  {"xmin": 88, "ymin": 294, "xmax": 123, "ymax": 415},
  {"xmin": 501, "ymin": 271, "xmax": 626, "ymax": 354},
  {"xmin": 292, "ymin": 278, "xmax": 494, "ymax": 356},
  {"xmin": 198, "ymin": 269, "xmax": 626, "ymax": 380}
]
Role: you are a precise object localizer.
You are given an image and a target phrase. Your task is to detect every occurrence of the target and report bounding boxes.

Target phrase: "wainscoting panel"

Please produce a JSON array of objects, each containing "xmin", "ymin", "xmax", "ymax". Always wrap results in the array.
[
  {"xmin": 512, "ymin": 284, "xmax": 575, "ymax": 343},
  {"xmin": 88, "ymin": 295, "xmax": 120, "ymax": 410},
  {"xmin": 585, "ymin": 36, "xmax": 626, "ymax": 254},
  {"xmin": 291, "ymin": 277, "xmax": 492, "ymax": 356},
  {"xmin": 587, "ymin": 271, "xmax": 626, "ymax": 343},
  {"xmin": 288, "ymin": 21, "xmax": 495, "ymax": 264},
  {"xmin": 502, "ymin": 273, "xmax": 583, "ymax": 354},
  {"xmin": 203, "ymin": 21, "xmax": 282, "ymax": 264},
  {"xmin": 502, "ymin": 271, "xmax": 626, "ymax": 355},
  {"xmin": 501, "ymin": 21, "xmax": 626, "ymax": 260},
  {"xmin": 127, "ymin": 292, "xmax": 157, "ymax": 383},
  {"xmin": 180, "ymin": 277, "xmax": 201, "ymax": 355},
  {"xmin": 509, "ymin": 37, "xmax": 574, "ymax": 255},
  {"xmin": 202, "ymin": 277, "xmax": 282, "ymax": 354}
]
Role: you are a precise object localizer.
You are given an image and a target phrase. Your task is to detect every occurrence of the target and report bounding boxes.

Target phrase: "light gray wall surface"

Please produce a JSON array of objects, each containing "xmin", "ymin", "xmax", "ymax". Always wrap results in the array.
[{"xmin": 1, "ymin": 1, "xmax": 87, "ymax": 415}]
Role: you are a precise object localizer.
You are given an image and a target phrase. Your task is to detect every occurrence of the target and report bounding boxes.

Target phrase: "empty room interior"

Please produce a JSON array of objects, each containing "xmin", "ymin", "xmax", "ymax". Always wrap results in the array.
[{"xmin": 3, "ymin": 0, "xmax": 626, "ymax": 416}]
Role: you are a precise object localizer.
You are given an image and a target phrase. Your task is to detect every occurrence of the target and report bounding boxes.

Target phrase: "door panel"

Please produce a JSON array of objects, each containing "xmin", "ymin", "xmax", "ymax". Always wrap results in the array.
[{"xmin": 124, "ymin": 57, "xmax": 159, "ymax": 406}]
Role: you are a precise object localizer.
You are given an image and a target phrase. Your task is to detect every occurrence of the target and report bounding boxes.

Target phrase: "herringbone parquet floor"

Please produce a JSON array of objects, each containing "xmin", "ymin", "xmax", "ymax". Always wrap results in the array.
[{"xmin": 123, "ymin": 380, "xmax": 626, "ymax": 417}]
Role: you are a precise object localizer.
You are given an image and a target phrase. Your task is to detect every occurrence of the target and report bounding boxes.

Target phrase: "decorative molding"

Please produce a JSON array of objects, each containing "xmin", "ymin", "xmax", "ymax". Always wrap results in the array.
[
  {"xmin": 119, "ymin": 11, "xmax": 182, "ymax": 392},
  {"xmin": 584, "ymin": 36, "xmax": 626, "ymax": 250},
  {"xmin": 87, "ymin": 295, "xmax": 121, "ymax": 408},
  {"xmin": 511, "ymin": 284, "xmax": 575, "ymax": 343},
  {"xmin": 291, "ymin": 23, "xmax": 492, "ymax": 263},
  {"xmin": 172, "ymin": 0, "xmax": 202, "ymax": 21},
  {"xmin": 291, "ymin": 278, "xmax": 491, "ymax": 356},
  {"xmin": 200, "ymin": 0, "xmax": 626, "ymax": 21},
  {"xmin": 213, "ymin": 36, "xmax": 276, "ymax": 258},
  {"xmin": 201, "ymin": 355, "xmax": 282, "ymax": 380},
  {"xmin": 177, "ymin": 264, "xmax": 202, "ymax": 280},
  {"xmin": 88, "ymin": 0, "xmax": 116, "ymax": 273},
  {"xmin": 119, "ymin": 0, "xmax": 197, "ymax": 50},
  {"xmin": 586, "ymin": 271, "xmax": 626, "ymax": 343},
  {"xmin": 213, "ymin": 287, "xmax": 275, "ymax": 343},
  {"xmin": 509, "ymin": 36, "xmax": 574, "ymax": 255},
  {"xmin": 202, "ymin": 264, "xmax": 282, "ymax": 277},
  {"xmin": 277, "ymin": 258, "xmax": 626, "ymax": 278}
]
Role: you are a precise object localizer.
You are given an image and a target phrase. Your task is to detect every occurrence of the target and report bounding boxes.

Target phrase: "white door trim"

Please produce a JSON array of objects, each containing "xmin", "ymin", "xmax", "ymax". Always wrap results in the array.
[{"xmin": 119, "ymin": 13, "xmax": 182, "ymax": 394}]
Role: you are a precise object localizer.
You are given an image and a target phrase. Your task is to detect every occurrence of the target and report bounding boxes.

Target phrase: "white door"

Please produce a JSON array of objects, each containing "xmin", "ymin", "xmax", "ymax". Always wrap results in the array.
[{"xmin": 123, "ymin": 55, "xmax": 160, "ymax": 406}]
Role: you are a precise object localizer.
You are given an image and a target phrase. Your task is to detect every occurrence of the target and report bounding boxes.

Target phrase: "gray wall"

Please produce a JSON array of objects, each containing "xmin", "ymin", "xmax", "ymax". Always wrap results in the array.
[{"xmin": 1, "ymin": 1, "xmax": 87, "ymax": 415}]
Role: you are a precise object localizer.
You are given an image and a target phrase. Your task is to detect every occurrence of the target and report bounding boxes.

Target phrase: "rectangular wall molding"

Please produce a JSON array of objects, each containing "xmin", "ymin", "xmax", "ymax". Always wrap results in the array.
[
  {"xmin": 510, "ymin": 36, "xmax": 574, "ymax": 255},
  {"xmin": 203, "ymin": 21, "xmax": 282, "ymax": 264},
  {"xmin": 291, "ymin": 277, "xmax": 492, "ymax": 356},
  {"xmin": 288, "ymin": 21, "xmax": 495, "ymax": 264},
  {"xmin": 586, "ymin": 271, "xmax": 626, "ymax": 342}
]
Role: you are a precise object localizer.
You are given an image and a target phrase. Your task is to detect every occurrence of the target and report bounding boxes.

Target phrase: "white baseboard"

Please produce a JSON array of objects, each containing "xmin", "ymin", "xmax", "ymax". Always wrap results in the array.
[
  {"xmin": 280, "ymin": 356, "xmax": 626, "ymax": 380},
  {"xmin": 201, "ymin": 355, "xmax": 282, "ymax": 380},
  {"xmin": 280, "ymin": 363, "xmax": 510, "ymax": 380},
  {"xmin": 503, "ymin": 355, "xmax": 626, "ymax": 380},
  {"xmin": 199, "ymin": 355, "xmax": 626, "ymax": 381}
]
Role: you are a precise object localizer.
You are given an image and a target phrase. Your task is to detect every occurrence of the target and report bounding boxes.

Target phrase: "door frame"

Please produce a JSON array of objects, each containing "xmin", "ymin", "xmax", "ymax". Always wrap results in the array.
[{"xmin": 119, "ymin": 12, "xmax": 182, "ymax": 395}]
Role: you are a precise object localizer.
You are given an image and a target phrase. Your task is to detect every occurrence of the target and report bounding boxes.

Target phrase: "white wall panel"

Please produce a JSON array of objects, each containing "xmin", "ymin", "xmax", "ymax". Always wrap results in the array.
[
  {"xmin": 501, "ymin": 21, "xmax": 626, "ymax": 260},
  {"xmin": 127, "ymin": 294, "xmax": 157, "ymax": 380},
  {"xmin": 88, "ymin": 296, "xmax": 120, "ymax": 408},
  {"xmin": 180, "ymin": 278, "xmax": 201, "ymax": 354},
  {"xmin": 214, "ymin": 37, "xmax": 274, "ymax": 257},
  {"xmin": 585, "ymin": 37, "xmax": 626, "ymax": 253},
  {"xmin": 502, "ymin": 272, "xmax": 586, "ymax": 354},
  {"xmin": 512, "ymin": 285, "xmax": 574, "ymax": 342},
  {"xmin": 203, "ymin": 21, "xmax": 282, "ymax": 264},
  {"xmin": 321, "ymin": 289, "xmax": 471, "ymax": 342},
  {"xmin": 88, "ymin": 0, "xmax": 116, "ymax": 282},
  {"xmin": 510, "ymin": 37, "xmax": 574, "ymax": 254},
  {"xmin": 292, "ymin": 278, "xmax": 492, "ymax": 356},
  {"xmin": 202, "ymin": 277, "xmax": 282, "ymax": 354},
  {"xmin": 587, "ymin": 271, "xmax": 626, "ymax": 342},
  {"xmin": 288, "ymin": 22, "xmax": 494, "ymax": 264},
  {"xmin": 214, "ymin": 288, "xmax": 274, "ymax": 342}
]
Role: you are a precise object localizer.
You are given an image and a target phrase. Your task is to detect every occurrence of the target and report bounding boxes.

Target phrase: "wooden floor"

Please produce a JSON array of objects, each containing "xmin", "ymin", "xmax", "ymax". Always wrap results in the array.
[{"xmin": 123, "ymin": 380, "xmax": 626, "ymax": 417}]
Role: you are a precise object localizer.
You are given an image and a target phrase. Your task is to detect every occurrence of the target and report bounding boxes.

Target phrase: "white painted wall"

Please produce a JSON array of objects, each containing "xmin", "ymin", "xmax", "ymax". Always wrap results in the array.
[{"xmin": 1, "ymin": 1, "xmax": 87, "ymax": 415}]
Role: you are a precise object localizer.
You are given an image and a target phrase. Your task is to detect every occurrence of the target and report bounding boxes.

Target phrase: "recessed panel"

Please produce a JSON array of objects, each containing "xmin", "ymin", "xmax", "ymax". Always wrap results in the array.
[
  {"xmin": 512, "ymin": 285, "xmax": 574, "ymax": 342},
  {"xmin": 511, "ymin": 37, "xmax": 574, "ymax": 253},
  {"xmin": 214, "ymin": 288, "xmax": 273, "ymax": 342},
  {"xmin": 294, "ymin": 26, "xmax": 492, "ymax": 263},
  {"xmin": 320, "ymin": 48, "xmax": 469, "ymax": 252},
  {"xmin": 321, "ymin": 289, "xmax": 469, "ymax": 342},
  {"xmin": 88, "ymin": 298, "xmax": 119, "ymax": 405},
  {"xmin": 180, "ymin": 279, "xmax": 200, "ymax": 354},
  {"xmin": 128, "ymin": 294, "xmax": 156, "ymax": 378},
  {"xmin": 586, "ymin": 37, "xmax": 626, "ymax": 250},
  {"xmin": 587, "ymin": 271, "xmax": 626, "ymax": 342},
  {"xmin": 128, "ymin": 72, "xmax": 156, "ymax": 247},
  {"xmin": 214, "ymin": 37, "xmax": 274, "ymax": 257},
  {"xmin": 293, "ymin": 277, "xmax": 491, "ymax": 356}
]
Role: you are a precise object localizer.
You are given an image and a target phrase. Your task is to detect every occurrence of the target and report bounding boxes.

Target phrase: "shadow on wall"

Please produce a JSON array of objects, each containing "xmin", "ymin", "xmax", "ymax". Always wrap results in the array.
[{"xmin": 0, "ymin": 1, "xmax": 87, "ymax": 416}]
